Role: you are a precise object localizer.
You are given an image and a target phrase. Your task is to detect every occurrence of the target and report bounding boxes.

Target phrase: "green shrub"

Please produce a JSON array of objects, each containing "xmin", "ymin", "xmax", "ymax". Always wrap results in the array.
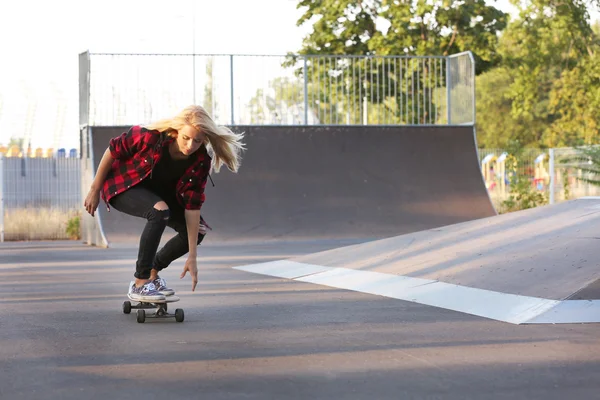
[
  {"xmin": 501, "ymin": 140, "xmax": 548, "ymax": 212},
  {"xmin": 66, "ymin": 214, "xmax": 81, "ymax": 240}
]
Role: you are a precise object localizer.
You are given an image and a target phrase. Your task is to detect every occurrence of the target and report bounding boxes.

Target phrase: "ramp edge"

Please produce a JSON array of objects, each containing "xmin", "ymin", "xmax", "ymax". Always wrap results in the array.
[{"xmin": 234, "ymin": 260, "xmax": 599, "ymax": 325}]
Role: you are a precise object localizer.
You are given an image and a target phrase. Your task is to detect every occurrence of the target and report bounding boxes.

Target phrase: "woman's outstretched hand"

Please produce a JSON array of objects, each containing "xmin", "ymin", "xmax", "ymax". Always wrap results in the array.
[
  {"xmin": 180, "ymin": 257, "xmax": 199, "ymax": 291},
  {"xmin": 84, "ymin": 188, "xmax": 101, "ymax": 216}
]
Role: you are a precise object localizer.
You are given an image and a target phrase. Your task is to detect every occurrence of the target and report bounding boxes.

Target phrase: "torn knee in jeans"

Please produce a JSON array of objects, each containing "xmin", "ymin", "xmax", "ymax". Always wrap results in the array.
[
  {"xmin": 152, "ymin": 202, "xmax": 170, "ymax": 220},
  {"xmin": 148, "ymin": 208, "xmax": 170, "ymax": 222},
  {"xmin": 159, "ymin": 210, "xmax": 170, "ymax": 221}
]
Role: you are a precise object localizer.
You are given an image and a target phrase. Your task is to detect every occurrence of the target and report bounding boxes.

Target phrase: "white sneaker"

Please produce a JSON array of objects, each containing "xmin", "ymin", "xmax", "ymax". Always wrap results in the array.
[
  {"xmin": 127, "ymin": 281, "xmax": 165, "ymax": 301},
  {"xmin": 151, "ymin": 276, "xmax": 175, "ymax": 296}
]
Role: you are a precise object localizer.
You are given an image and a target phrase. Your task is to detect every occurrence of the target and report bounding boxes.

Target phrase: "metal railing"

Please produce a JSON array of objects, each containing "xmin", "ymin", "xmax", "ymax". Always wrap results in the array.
[
  {"xmin": 551, "ymin": 147, "xmax": 600, "ymax": 203},
  {"xmin": 80, "ymin": 52, "xmax": 475, "ymax": 127},
  {"xmin": 478, "ymin": 147, "xmax": 600, "ymax": 211}
]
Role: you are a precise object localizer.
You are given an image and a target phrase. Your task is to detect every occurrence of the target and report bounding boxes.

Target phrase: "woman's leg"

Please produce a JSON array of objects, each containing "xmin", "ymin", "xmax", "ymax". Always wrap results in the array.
[
  {"xmin": 109, "ymin": 186, "xmax": 170, "ymax": 282},
  {"xmin": 152, "ymin": 204, "xmax": 206, "ymax": 274}
]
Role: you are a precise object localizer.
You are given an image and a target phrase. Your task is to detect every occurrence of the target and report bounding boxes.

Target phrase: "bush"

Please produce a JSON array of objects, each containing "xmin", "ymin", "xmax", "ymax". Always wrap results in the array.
[
  {"xmin": 500, "ymin": 140, "xmax": 548, "ymax": 212},
  {"xmin": 66, "ymin": 214, "xmax": 81, "ymax": 240}
]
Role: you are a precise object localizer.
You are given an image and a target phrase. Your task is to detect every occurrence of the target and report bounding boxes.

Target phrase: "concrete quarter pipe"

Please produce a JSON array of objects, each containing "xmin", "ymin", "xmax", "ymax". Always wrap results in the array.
[{"xmin": 82, "ymin": 125, "xmax": 496, "ymax": 246}]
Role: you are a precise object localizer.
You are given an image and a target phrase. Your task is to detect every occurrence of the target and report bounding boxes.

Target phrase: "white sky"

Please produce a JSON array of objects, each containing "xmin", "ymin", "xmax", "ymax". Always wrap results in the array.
[
  {"xmin": 0, "ymin": 0, "xmax": 314, "ymax": 150},
  {"xmin": 0, "ymin": 0, "xmax": 597, "ymax": 151}
]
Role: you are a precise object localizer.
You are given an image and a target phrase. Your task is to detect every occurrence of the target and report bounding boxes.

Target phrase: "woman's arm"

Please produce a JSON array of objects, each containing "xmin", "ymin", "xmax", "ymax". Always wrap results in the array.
[
  {"xmin": 84, "ymin": 148, "xmax": 115, "ymax": 216},
  {"xmin": 179, "ymin": 163, "xmax": 209, "ymax": 291},
  {"xmin": 89, "ymin": 125, "xmax": 147, "ymax": 194},
  {"xmin": 180, "ymin": 209, "xmax": 201, "ymax": 291},
  {"xmin": 184, "ymin": 209, "xmax": 201, "ymax": 257},
  {"xmin": 91, "ymin": 148, "xmax": 115, "ymax": 191}
]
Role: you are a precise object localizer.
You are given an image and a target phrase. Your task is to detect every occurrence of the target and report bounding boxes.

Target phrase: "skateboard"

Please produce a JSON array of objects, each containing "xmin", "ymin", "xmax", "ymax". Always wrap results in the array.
[{"xmin": 123, "ymin": 294, "xmax": 184, "ymax": 323}]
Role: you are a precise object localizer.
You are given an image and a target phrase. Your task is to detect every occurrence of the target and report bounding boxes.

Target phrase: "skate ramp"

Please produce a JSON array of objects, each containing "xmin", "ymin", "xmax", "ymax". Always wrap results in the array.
[
  {"xmin": 289, "ymin": 197, "xmax": 600, "ymax": 300},
  {"xmin": 235, "ymin": 198, "xmax": 600, "ymax": 324},
  {"xmin": 84, "ymin": 125, "xmax": 496, "ymax": 246}
]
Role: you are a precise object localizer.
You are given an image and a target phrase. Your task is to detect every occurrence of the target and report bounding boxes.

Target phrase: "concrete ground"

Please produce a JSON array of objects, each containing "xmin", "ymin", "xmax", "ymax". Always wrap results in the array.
[{"xmin": 1, "ymin": 240, "xmax": 600, "ymax": 400}]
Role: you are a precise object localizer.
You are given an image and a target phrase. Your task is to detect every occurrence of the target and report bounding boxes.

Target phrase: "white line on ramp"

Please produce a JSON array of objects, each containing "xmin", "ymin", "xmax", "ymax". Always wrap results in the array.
[{"xmin": 233, "ymin": 260, "xmax": 598, "ymax": 325}]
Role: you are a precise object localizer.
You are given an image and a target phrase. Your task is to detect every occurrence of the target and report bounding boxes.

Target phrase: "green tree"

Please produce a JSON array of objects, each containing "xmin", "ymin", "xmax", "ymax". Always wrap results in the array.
[
  {"xmin": 371, "ymin": 0, "xmax": 507, "ymax": 72},
  {"xmin": 246, "ymin": 76, "xmax": 316, "ymax": 124},
  {"xmin": 475, "ymin": 65, "xmax": 560, "ymax": 148},
  {"xmin": 283, "ymin": 54, "xmax": 440, "ymax": 124},
  {"xmin": 296, "ymin": 0, "xmax": 507, "ymax": 72},
  {"xmin": 497, "ymin": 0, "xmax": 598, "ymax": 143},
  {"xmin": 247, "ymin": 88, "xmax": 269, "ymax": 124},
  {"xmin": 476, "ymin": 0, "xmax": 599, "ymax": 148},
  {"xmin": 295, "ymin": 0, "xmax": 377, "ymax": 56},
  {"xmin": 546, "ymin": 51, "xmax": 600, "ymax": 146},
  {"xmin": 291, "ymin": 0, "xmax": 508, "ymax": 124},
  {"xmin": 203, "ymin": 57, "xmax": 215, "ymax": 118},
  {"xmin": 475, "ymin": 67, "xmax": 517, "ymax": 148}
]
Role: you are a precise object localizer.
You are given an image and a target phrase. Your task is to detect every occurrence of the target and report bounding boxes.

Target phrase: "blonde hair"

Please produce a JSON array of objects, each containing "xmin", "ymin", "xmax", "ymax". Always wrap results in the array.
[{"xmin": 144, "ymin": 105, "xmax": 245, "ymax": 173}]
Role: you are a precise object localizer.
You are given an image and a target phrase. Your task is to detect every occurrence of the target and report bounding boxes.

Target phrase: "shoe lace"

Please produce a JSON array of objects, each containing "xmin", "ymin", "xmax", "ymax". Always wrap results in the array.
[{"xmin": 142, "ymin": 282, "xmax": 158, "ymax": 293}]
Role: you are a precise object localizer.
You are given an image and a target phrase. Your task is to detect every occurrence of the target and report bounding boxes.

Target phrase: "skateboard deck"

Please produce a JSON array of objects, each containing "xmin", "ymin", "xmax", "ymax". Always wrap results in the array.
[
  {"xmin": 126, "ymin": 294, "xmax": 180, "ymax": 303},
  {"xmin": 123, "ymin": 295, "xmax": 184, "ymax": 323}
]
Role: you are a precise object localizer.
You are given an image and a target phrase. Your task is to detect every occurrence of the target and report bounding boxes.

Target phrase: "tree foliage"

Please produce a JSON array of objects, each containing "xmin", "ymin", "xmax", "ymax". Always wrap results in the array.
[
  {"xmin": 296, "ymin": 0, "xmax": 507, "ymax": 73},
  {"xmin": 474, "ymin": 0, "xmax": 600, "ymax": 148},
  {"xmin": 203, "ymin": 57, "xmax": 215, "ymax": 118},
  {"xmin": 286, "ymin": 0, "xmax": 508, "ymax": 124},
  {"xmin": 547, "ymin": 52, "xmax": 600, "ymax": 146},
  {"xmin": 245, "ymin": 0, "xmax": 600, "ymax": 146}
]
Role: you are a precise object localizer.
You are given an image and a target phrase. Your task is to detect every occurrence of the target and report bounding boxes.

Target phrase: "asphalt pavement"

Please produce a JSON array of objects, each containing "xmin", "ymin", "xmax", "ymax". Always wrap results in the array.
[{"xmin": 1, "ymin": 240, "xmax": 599, "ymax": 400}]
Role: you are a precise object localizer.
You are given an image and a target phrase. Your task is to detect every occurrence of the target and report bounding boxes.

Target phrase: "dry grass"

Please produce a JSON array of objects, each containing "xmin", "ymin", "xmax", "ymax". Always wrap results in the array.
[{"xmin": 2, "ymin": 208, "xmax": 80, "ymax": 241}]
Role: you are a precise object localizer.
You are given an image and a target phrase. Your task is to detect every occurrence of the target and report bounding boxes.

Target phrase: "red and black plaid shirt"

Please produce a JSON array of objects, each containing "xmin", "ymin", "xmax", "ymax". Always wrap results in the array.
[{"xmin": 101, "ymin": 125, "xmax": 211, "ymax": 212}]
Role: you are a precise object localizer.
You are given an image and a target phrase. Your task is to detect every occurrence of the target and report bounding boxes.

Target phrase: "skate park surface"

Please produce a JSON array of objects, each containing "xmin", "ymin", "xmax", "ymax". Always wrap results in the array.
[{"xmin": 2, "ymin": 126, "xmax": 600, "ymax": 399}]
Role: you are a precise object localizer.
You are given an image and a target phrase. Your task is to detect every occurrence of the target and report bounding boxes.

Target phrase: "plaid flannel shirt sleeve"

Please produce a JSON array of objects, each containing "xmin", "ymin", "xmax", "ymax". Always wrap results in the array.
[
  {"xmin": 108, "ymin": 126, "xmax": 147, "ymax": 160},
  {"xmin": 181, "ymin": 171, "xmax": 208, "ymax": 210}
]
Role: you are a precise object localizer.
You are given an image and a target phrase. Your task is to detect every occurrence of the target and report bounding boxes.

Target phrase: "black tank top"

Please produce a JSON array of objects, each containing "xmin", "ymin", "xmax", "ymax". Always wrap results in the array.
[{"xmin": 141, "ymin": 144, "xmax": 195, "ymax": 201}]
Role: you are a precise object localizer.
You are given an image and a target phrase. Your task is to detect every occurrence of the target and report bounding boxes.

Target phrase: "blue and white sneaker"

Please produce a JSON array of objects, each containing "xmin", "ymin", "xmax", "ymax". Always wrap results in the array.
[
  {"xmin": 151, "ymin": 276, "xmax": 175, "ymax": 296},
  {"xmin": 128, "ymin": 281, "xmax": 165, "ymax": 301}
]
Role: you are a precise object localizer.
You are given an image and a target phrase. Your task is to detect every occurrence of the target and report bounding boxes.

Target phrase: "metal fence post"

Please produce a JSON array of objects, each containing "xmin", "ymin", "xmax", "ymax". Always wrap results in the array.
[
  {"xmin": 446, "ymin": 57, "xmax": 452, "ymax": 124},
  {"xmin": 303, "ymin": 56, "xmax": 308, "ymax": 125},
  {"xmin": 230, "ymin": 55, "xmax": 235, "ymax": 125},
  {"xmin": 549, "ymin": 148, "xmax": 555, "ymax": 204},
  {"xmin": 192, "ymin": 0, "xmax": 196, "ymax": 105},
  {"xmin": 192, "ymin": 53, "xmax": 196, "ymax": 105},
  {"xmin": 470, "ymin": 52, "xmax": 476, "ymax": 125},
  {"xmin": 0, "ymin": 153, "xmax": 4, "ymax": 242}
]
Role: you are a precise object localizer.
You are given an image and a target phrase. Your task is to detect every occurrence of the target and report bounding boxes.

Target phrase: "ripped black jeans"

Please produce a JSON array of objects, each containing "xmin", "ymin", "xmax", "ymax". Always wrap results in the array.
[{"xmin": 109, "ymin": 186, "xmax": 205, "ymax": 279}]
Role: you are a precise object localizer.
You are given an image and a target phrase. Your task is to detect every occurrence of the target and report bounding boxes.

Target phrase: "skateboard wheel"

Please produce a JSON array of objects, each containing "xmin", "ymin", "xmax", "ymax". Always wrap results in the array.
[
  {"xmin": 123, "ymin": 301, "xmax": 131, "ymax": 314},
  {"xmin": 136, "ymin": 309, "xmax": 146, "ymax": 323},
  {"xmin": 175, "ymin": 308, "xmax": 184, "ymax": 322}
]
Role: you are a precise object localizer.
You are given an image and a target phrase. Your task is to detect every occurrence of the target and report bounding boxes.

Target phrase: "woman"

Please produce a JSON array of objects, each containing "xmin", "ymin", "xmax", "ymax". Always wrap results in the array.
[{"xmin": 84, "ymin": 105, "xmax": 245, "ymax": 301}]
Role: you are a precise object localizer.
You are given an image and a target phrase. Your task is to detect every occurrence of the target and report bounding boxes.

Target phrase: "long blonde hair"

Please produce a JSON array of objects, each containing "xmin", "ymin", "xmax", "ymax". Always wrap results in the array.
[{"xmin": 144, "ymin": 105, "xmax": 245, "ymax": 173}]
